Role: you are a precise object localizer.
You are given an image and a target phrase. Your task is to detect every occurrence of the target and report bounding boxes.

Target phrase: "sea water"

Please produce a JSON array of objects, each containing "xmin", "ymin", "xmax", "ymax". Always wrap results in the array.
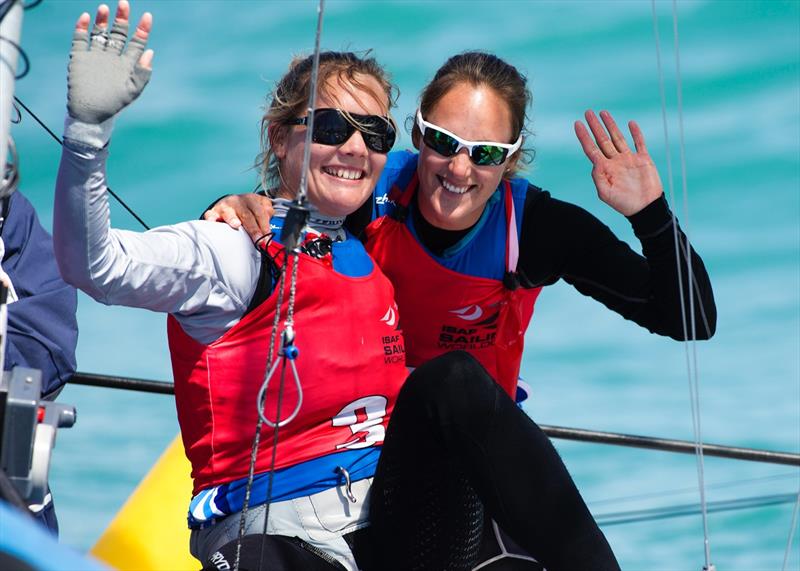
[{"xmin": 11, "ymin": 1, "xmax": 799, "ymax": 569}]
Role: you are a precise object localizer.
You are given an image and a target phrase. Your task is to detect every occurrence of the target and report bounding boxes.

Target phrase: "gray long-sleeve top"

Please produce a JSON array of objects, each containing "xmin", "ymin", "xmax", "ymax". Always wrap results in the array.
[{"xmin": 54, "ymin": 120, "xmax": 261, "ymax": 345}]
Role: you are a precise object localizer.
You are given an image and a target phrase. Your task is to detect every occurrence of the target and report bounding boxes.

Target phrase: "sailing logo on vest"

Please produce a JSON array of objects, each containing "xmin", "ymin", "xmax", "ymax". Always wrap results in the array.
[
  {"xmin": 381, "ymin": 302, "xmax": 405, "ymax": 364},
  {"xmin": 439, "ymin": 303, "xmax": 500, "ymax": 350},
  {"xmin": 450, "ymin": 304, "xmax": 484, "ymax": 321}
]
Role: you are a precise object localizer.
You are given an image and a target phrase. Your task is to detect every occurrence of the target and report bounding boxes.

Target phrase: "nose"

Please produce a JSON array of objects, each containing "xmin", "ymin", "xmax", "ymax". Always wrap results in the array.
[
  {"xmin": 338, "ymin": 128, "xmax": 369, "ymax": 157},
  {"xmin": 447, "ymin": 148, "xmax": 472, "ymax": 179}
]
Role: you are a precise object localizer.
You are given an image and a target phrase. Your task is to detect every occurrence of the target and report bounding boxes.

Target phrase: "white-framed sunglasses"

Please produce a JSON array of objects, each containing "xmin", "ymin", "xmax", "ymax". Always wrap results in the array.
[{"xmin": 415, "ymin": 109, "xmax": 522, "ymax": 166}]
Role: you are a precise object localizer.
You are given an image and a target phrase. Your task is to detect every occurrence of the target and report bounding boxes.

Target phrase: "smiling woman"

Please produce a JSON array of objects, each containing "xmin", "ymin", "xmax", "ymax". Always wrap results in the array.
[{"xmin": 52, "ymin": 2, "xmax": 413, "ymax": 567}]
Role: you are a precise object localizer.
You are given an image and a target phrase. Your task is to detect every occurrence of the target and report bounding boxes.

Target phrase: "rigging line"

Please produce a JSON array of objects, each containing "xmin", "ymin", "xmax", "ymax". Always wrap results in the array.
[
  {"xmin": 241, "ymin": 3, "xmax": 326, "ymax": 567},
  {"xmin": 11, "ymin": 96, "xmax": 151, "ymax": 230},
  {"xmin": 0, "ymin": 36, "xmax": 29, "ymax": 79},
  {"xmin": 596, "ymin": 492, "xmax": 797, "ymax": 527},
  {"xmin": 782, "ymin": 488, "xmax": 800, "ymax": 571},
  {"xmin": 256, "ymin": 253, "xmax": 303, "ymax": 569},
  {"xmin": 670, "ymin": 1, "xmax": 713, "ymax": 568},
  {"xmin": 0, "ymin": 0, "xmax": 14, "ymax": 25},
  {"xmin": 589, "ymin": 472, "xmax": 800, "ymax": 508},
  {"xmin": 234, "ymin": 258, "xmax": 287, "ymax": 571},
  {"xmin": 295, "ymin": 0, "xmax": 325, "ymax": 205},
  {"xmin": 650, "ymin": 2, "xmax": 712, "ymax": 568}
]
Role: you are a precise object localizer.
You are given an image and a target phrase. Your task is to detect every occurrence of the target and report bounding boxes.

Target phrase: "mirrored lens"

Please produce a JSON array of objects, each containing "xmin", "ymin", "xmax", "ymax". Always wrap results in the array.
[
  {"xmin": 472, "ymin": 145, "xmax": 508, "ymax": 166},
  {"xmin": 424, "ymin": 128, "xmax": 459, "ymax": 157}
]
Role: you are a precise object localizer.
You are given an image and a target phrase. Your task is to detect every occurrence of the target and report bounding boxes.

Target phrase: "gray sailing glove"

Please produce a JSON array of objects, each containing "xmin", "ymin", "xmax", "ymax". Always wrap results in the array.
[{"xmin": 67, "ymin": 19, "xmax": 151, "ymax": 124}]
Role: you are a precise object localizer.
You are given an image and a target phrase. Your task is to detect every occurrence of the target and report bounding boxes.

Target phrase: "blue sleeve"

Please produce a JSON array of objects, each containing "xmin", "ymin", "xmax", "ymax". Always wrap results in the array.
[{"xmin": 3, "ymin": 192, "xmax": 78, "ymax": 398}]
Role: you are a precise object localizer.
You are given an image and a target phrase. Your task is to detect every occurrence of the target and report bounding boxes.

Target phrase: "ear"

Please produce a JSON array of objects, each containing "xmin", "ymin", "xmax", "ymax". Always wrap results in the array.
[
  {"xmin": 505, "ymin": 152, "xmax": 521, "ymax": 176},
  {"xmin": 270, "ymin": 125, "xmax": 288, "ymax": 160}
]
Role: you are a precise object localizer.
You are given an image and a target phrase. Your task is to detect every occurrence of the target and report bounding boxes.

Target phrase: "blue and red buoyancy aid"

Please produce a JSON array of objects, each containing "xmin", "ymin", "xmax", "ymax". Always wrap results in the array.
[
  {"xmin": 168, "ymin": 238, "xmax": 408, "ymax": 495},
  {"xmin": 365, "ymin": 153, "xmax": 541, "ymax": 397}
]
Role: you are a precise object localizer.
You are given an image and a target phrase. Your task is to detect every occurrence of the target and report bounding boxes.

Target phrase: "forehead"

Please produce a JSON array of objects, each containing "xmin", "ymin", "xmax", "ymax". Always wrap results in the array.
[
  {"xmin": 316, "ymin": 73, "xmax": 389, "ymax": 116},
  {"xmin": 427, "ymin": 82, "xmax": 513, "ymax": 142}
]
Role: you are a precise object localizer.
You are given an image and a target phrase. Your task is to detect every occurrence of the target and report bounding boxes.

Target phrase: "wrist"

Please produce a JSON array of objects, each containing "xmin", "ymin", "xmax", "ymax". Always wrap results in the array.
[
  {"xmin": 63, "ymin": 114, "xmax": 115, "ymax": 149},
  {"xmin": 627, "ymin": 194, "xmax": 673, "ymax": 239}
]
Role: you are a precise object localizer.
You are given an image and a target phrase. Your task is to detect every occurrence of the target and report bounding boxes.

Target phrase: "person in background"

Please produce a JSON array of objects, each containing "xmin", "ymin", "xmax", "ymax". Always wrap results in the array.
[{"xmin": 0, "ymin": 183, "xmax": 78, "ymax": 533}]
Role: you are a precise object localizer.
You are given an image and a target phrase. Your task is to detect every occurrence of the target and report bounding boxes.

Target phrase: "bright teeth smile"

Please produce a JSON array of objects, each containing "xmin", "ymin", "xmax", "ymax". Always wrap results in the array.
[
  {"xmin": 323, "ymin": 166, "xmax": 365, "ymax": 180},
  {"xmin": 440, "ymin": 176, "xmax": 470, "ymax": 194}
]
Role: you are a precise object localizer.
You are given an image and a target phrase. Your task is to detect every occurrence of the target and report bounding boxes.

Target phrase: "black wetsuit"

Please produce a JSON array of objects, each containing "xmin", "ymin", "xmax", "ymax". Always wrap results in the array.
[
  {"xmin": 348, "ymin": 186, "xmax": 715, "ymax": 570},
  {"xmin": 348, "ymin": 186, "xmax": 716, "ymax": 341}
]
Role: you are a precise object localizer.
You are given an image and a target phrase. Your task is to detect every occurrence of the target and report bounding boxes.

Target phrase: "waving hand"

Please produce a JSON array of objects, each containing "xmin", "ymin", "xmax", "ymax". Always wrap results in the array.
[
  {"xmin": 68, "ymin": 1, "xmax": 154, "ymax": 124},
  {"xmin": 574, "ymin": 110, "xmax": 664, "ymax": 216}
]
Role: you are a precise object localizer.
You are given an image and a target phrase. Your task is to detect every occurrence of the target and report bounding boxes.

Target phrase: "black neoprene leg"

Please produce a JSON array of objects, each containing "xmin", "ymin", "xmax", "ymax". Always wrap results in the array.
[{"xmin": 369, "ymin": 351, "xmax": 620, "ymax": 571}]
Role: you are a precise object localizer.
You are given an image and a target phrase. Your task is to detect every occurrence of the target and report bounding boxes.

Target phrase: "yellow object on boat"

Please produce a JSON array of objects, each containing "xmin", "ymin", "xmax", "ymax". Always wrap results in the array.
[{"xmin": 91, "ymin": 435, "xmax": 197, "ymax": 570}]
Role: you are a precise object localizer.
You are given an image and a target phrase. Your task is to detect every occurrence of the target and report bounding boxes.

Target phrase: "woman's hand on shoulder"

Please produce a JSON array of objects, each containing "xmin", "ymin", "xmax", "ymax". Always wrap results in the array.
[
  {"xmin": 574, "ymin": 110, "xmax": 664, "ymax": 216},
  {"xmin": 203, "ymin": 194, "xmax": 275, "ymax": 245},
  {"xmin": 68, "ymin": 1, "xmax": 154, "ymax": 124}
]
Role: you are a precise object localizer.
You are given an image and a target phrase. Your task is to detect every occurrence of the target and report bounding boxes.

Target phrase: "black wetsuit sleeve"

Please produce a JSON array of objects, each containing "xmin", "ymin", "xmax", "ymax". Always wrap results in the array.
[{"xmin": 517, "ymin": 187, "xmax": 716, "ymax": 340}]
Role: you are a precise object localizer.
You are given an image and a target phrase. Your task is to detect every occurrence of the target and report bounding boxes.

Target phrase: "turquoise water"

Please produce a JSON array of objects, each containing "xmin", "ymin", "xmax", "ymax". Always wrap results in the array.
[{"xmin": 12, "ymin": 1, "xmax": 800, "ymax": 569}]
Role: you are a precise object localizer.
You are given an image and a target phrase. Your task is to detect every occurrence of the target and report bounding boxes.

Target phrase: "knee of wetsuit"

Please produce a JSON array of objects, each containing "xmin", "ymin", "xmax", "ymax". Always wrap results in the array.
[{"xmin": 400, "ymin": 351, "xmax": 499, "ymax": 418}]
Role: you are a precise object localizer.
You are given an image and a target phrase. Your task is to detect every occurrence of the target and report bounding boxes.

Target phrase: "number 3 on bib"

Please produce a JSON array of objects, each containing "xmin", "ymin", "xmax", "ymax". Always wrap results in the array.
[{"xmin": 332, "ymin": 395, "xmax": 388, "ymax": 450}]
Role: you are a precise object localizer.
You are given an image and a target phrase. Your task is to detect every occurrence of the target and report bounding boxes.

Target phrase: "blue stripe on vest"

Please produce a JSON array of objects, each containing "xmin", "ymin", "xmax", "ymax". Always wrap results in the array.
[{"xmin": 373, "ymin": 151, "xmax": 529, "ymax": 281}]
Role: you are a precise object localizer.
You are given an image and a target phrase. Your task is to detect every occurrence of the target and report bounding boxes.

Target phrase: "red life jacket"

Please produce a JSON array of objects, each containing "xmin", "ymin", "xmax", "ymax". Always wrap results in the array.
[
  {"xmin": 365, "ymin": 176, "xmax": 541, "ymax": 397},
  {"xmin": 168, "ymin": 240, "xmax": 408, "ymax": 495}
]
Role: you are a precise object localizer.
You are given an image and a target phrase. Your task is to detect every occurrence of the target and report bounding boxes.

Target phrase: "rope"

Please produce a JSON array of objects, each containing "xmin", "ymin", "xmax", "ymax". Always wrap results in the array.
[
  {"xmin": 295, "ymin": 0, "xmax": 325, "ymax": 205},
  {"xmin": 12, "ymin": 96, "xmax": 151, "ymax": 230},
  {"xmin": 650, "ymin": 1, "xmax": 713, "ymax": 567},
  {"xmin": 596, "ymin": 492, "xmax": 798, "ymax": 527},
  {"xmin": 234, "ymin": 3, "xmax": 325, "ymax": 568},
  {"xmin": 233, "ymin": 256, "xmax": 287, "ymax": 571},
  {"xmin": 782, "ymin": 488, "xmax": 800, "ymax": 571}
]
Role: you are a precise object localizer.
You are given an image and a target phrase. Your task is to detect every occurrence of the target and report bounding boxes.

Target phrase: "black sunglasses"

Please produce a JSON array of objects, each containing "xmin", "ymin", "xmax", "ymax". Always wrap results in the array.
[{"xmin": 286, "ymin": 108, "xmax": 396, "ymax": 154}]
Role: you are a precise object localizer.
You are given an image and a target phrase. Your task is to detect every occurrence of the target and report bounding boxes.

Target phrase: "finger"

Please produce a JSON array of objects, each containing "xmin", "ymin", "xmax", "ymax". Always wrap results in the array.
[
  {"xmin": 629, "ymin": 120, "xmax": 649, "ymax": 155},
  {"xmin": 240, "ymin": 209, "xmax": 272, "ymax": 244},
  {"xmin": 219, "ymin": 206, "xmax": 243, "ymax": 229},
  {"xmin": 124, "ymin": 12, "xmax": 152, "ymax": 62},
  {"xmin": 107, "ymin": 1, "xmax": 130, "ymax": 54},
  {"xmin": 584, "ymin": 109, "xmax": 617, "ymax": 158},
  {"xmin": 574, "ymin": 121, "xmax": 604, "ymax": 165},
  {"xmin": 599, "ymin": 110, "xmax": 631, "ymax": 154},
  {"xmin": 71, "ymin": 13, "xmax": 91, "ymax": 51},
  {"xmin": 114, "ymin": 0, "xmax": 129, "ymax": 23},
  {"xmin": 138, "ymin": 49, "xmax": 154, "ymax": 70},
  {"xmin": 94, "ymin": 3, "xmax": 110, "ymax": 27},
  {"xmin": 134, "ymin": 11, "xmax": 152, "ymax": 41},
  {"xmin": 90, "ymin": 4, "xmax": 110, "ymax": 50}
]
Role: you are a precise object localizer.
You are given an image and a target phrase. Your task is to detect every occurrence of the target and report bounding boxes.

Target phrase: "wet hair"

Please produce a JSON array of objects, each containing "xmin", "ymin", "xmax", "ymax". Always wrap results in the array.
[
  {"xmin": 411, "ymin": 51, "xmax": 534, "ymax": 177},
  {"xmin": 257, "ymin": 51, "xmax": 398, "ymax": 192}
]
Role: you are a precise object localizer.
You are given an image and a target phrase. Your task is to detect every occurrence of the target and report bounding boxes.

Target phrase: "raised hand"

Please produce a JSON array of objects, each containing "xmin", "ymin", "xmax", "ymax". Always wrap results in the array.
[
  {"xmin": 68, "ymin": 1, "xmax": 154, "ymax": 124},
  {"xmin": 203, "ymin": 194, "xmax": 276, "ymax": 245},
  {"xmin": 574, "ymin": 110, "xmax": 664, "ymax": 216}
]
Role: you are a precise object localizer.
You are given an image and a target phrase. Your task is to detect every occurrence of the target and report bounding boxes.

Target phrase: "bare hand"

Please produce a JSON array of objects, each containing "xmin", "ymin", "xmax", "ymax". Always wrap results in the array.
[
  {"xmin": 574, "ymin": 110, "xmax": 663, "ymax": 216},
  {"xmin": 203, "ymin": 194, "xmax": 275, "ymax": 244}
]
